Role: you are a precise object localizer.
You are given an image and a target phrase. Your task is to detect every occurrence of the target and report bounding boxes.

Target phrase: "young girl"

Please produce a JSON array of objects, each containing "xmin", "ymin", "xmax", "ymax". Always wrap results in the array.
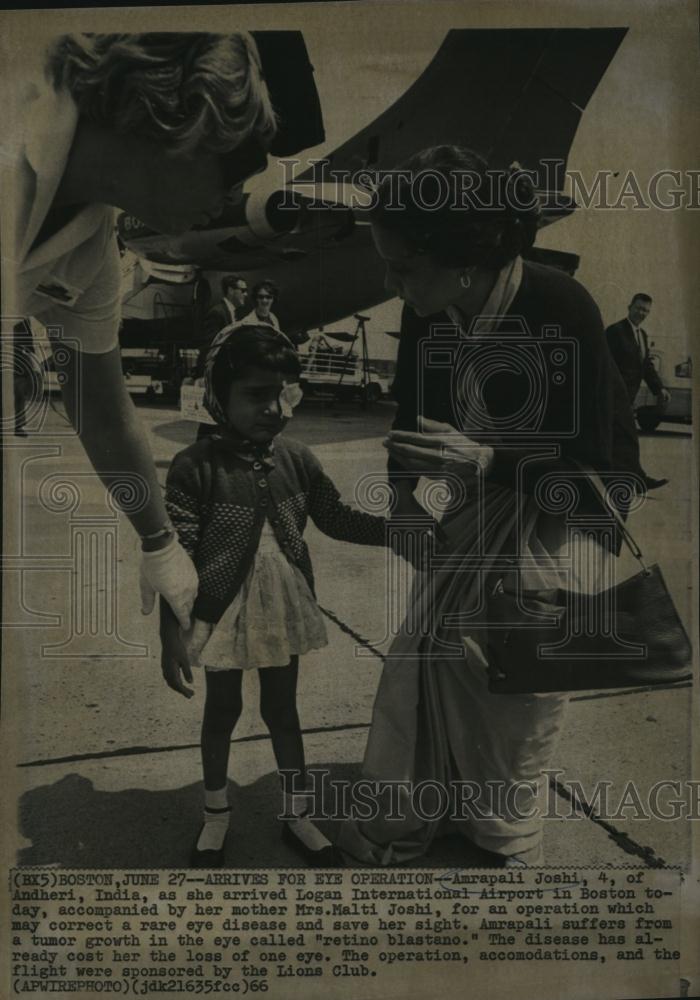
[{"xmin": 159, "ymin": 324, "xmax": 392, "ymax": 867}]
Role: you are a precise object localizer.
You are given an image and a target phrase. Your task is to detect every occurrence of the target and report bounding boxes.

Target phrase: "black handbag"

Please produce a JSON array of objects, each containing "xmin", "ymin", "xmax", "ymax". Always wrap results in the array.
[{"xmin": 483, "ymin": 477, "xmax": 693, "ymax": 695}]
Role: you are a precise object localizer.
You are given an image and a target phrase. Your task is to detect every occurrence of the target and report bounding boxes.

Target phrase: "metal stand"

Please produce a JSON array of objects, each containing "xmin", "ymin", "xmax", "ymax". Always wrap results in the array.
[{"xmin": 333, "ymin": 313, "xmax": 371, "ymax": 408}]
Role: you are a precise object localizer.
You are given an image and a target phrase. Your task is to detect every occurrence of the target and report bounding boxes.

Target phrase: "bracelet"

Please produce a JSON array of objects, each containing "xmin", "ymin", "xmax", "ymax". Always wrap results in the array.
[{"xmin": 140, "ymin": 523, "xmax": 174, "ymax": 542}]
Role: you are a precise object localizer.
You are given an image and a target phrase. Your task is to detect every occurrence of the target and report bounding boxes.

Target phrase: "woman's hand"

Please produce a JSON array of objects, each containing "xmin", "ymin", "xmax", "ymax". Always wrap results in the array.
[
  {"xmin": 383, "ymin": 416, "xmax": 494, "ymax": 479},
  {"xmin": 140, "ymin": 536, "xmax": 198, "ymax": 630}
]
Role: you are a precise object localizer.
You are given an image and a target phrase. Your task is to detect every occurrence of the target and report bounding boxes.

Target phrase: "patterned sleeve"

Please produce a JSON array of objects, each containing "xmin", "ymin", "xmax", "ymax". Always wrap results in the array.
[
  {"xmin": 306, "ymin": 461, "xmax": 388, "ymax": 547},
  {"xmin": 165, "ymin": 451, "xmax": 203, "ymax": 558}
]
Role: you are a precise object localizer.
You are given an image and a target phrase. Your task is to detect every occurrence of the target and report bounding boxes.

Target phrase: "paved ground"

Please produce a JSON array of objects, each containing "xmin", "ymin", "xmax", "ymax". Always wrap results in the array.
[{"xmin": 3, "ymin": 396, "xmax": 694, "ymax": 870}]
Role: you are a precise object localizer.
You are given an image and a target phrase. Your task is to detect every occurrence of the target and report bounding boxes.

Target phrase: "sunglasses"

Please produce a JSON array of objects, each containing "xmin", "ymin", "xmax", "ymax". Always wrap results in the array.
[{"xmin": 256, "ymin": 294, "xmax": 273, "ymax": 301}]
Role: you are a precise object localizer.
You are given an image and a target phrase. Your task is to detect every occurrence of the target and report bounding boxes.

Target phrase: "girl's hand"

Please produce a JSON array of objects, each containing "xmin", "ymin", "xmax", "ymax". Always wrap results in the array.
[
  {"xmin": 160, "ymin": 632, "xmax": 194, "ymax": 699},
  {"xmin": 389, "ymin": 522, "xmax": 437, "ymax": 571},
  {"xmin": 384, "ymin": 416, "xmax": 494, "ymax": 479},
  {"xmin": 387, "ymin": 482, "xmax": 440, "ymax": 570},
  {"xmin": 390, "ymin": 479, "xmax": 430, "ymax": 520},
  {"xmin": 183, "ymin": 619, "xmax": 214, "ymax": 668}
]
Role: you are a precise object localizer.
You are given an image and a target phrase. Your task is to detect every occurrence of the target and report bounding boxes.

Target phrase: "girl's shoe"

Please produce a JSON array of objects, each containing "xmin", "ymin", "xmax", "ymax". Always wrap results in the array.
[
  {"xmin": 282, "ymin": 821, "xmax": 344, "ymax": 868},
  {"xmin": 189, "ymin": 806, "xmax": 232, "ymax": 868},
  {"xmin": 190, "ymin": 829, "xmax": 228, "ymax": 868}
]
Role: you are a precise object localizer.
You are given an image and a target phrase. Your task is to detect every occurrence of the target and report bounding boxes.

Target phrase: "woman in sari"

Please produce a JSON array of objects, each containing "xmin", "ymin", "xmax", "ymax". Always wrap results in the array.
[{"xmin": 339, "ymin": 145, "xmax": 643, "ymax": 867}]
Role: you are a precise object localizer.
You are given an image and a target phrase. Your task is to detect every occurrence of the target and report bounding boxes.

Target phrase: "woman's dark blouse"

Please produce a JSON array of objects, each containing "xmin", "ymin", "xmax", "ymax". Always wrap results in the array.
[{"xmin": 390, "ymin": 261, "xmax": 642, "ymax": 519}]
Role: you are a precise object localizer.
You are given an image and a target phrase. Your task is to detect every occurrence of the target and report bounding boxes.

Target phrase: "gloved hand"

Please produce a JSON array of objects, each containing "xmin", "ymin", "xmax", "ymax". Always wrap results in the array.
[{"xmin": 140, "ymin": 536, "xmax": 198, "ymax": 630}]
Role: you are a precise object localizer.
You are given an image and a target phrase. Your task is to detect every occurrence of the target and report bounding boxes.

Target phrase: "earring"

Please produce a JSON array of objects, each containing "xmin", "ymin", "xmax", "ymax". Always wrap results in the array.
[{"xmin": 460, "ymin": 270, "xmax": 472, "ymax": 290}]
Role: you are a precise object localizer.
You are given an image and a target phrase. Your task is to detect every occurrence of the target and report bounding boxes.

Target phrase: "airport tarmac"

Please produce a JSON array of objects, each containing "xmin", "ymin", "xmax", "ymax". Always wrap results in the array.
[{"xmin": 3, "ymin": 398, "xmax": 694, "ymax": 870}]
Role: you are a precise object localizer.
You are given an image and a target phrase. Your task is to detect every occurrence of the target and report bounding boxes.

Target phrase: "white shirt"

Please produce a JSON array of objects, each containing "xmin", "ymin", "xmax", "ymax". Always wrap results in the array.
[
  {"xmin": 627, "ymin": 319, "xmax": 645, "ymax": 356},
  {"xmin": 242, "ymin": 309, "xmax": 280, "ymax": 331},
  {"xmin": 8, "ymin": 72, "xmax": 120, "ymax": 354}
]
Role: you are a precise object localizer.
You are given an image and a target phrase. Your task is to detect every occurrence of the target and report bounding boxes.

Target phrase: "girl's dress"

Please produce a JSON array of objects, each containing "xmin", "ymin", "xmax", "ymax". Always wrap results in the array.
[{"xmin": 186, "ymin": 518, "xmax": 328, "ymax": 671}]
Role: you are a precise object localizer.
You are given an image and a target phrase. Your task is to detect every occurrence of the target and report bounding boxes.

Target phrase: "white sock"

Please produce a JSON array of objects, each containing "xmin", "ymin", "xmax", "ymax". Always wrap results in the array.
[
  {"xmin": 288, "ymin": 815, "xmax": 333, "ymax": 852},
  {"xmin": 206, "ymin": 786, "xmax": 229, "ymax": 811},
  {"xmin": 284, "ymin": 790, "xmax": 312, "ymax": 819},
  {"xmin": 196, "ymin": 787, "xmax": 230, "ymax": 852},
  {"xmin": 283, "ymin": 791, "xmax": 332, "ymax": 852}
]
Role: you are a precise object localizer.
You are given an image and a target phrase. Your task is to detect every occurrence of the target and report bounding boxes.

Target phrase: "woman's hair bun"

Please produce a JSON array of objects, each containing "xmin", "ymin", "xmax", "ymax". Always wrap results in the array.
[{"xmin": 370, "ymin": 146, "xmax": 541, "ymax": 269}]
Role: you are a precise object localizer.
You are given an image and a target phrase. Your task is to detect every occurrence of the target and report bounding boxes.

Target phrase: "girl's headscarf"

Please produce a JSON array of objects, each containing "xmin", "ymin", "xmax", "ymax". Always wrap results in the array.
[{"xmin": 203, "ymin": 322, "xmax": 303, "ymax": 428}]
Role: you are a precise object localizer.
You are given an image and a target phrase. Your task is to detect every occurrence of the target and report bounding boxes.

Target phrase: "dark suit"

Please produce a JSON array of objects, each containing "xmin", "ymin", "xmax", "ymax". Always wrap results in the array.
[
  {"xmin": 202, "ymin": 298, "xmax": 239, "ymax": 343},
  {"xmin": 195, "ymin": 298, "xmax": 243, "ymax": 374},
  {"xmin": 605, "ymin": 318, "xmax": 663, "ymax": 404},
  {"xmin": 195, "ymin": 298, "xmax": 244, "ymax": 440}
]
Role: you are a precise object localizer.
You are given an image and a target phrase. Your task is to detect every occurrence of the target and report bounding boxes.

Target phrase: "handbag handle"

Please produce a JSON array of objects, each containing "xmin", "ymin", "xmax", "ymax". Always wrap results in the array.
[{"xmin": 570, "ymin": 461, "xmax": 650, "ymax": 574}]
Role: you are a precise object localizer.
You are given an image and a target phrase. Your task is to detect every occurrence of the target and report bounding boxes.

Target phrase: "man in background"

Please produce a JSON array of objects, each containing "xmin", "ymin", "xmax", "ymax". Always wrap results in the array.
[
  {"xmin": 606, "ymin": 293, "xmax": 671, "ymax": 490},
  {"xmin": 193, "ymin": 274, "xmax": 250, "ymax": 439},
  {"xmin": 195, "ymin": 274, "xmax": 249, "ymax": 375},
  {"xmin": 204, "ymin": 274, "xmax": 249, "ymax": 336}
]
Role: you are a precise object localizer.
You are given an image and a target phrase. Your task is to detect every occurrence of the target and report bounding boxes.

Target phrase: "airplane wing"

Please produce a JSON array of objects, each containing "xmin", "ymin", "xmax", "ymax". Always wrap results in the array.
[
  {"xmin": 119, "ymin": 27, "xmax": 627, "ymax": 336},
  {"xmin": 306, "ymin": 27, "xmax": 627, "ymax": 193},
  {"xmin": 118, "ymin": 189, "xmax": 354, "ymax": 273},
  {"xmin": 250, "ymin": 31, "xmax": 325, "ymax": 157}
]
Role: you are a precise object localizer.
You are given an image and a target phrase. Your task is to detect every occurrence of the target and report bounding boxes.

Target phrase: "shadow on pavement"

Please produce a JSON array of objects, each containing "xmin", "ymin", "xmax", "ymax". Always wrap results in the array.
[{"xmin": 17, "ymin": 766, "xmax": 503, "ymax": 870}]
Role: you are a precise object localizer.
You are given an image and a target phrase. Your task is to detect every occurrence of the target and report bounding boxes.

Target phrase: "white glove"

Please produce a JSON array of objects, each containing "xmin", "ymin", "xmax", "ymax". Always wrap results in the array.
[{"xmin": 139, "ymin": 536, "xmax": 198, "ymax": 630}]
